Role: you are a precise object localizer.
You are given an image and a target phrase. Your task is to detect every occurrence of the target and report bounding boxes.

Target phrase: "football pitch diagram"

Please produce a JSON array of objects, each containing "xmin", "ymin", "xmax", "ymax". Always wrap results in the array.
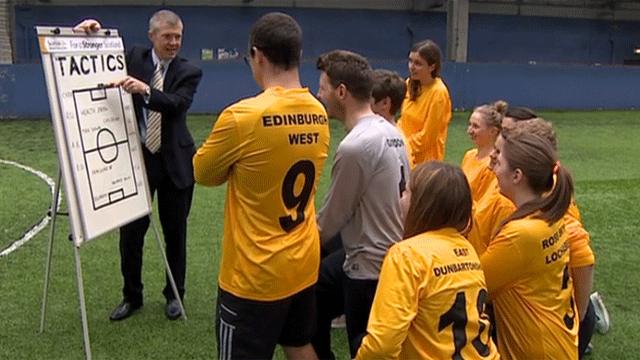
[{"xmin": 72, "ymin": 86, "xmax": 139, "ymax": 211}]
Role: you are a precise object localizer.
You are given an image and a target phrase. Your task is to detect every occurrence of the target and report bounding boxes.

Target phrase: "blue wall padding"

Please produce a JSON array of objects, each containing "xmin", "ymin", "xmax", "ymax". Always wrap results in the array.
[
  {"xmin": 2, "ymin": 60, "xmax": 639, "ymax": 118},
  {"xmin": 4, "ymin": 5, "xmax": 640, "ymax": 117}
]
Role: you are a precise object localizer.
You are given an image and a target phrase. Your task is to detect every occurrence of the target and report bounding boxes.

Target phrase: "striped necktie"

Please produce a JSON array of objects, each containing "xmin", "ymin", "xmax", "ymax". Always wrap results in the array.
[{"xmin": 145, "ymin": 63, "xmax": 164, "ymax": 153}]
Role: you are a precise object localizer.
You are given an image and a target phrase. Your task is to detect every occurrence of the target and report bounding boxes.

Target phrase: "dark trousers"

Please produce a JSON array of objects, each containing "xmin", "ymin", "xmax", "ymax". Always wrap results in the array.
[
  {"xmin": 119, "ymin": 149, "xmax": 193, "ymax": 304},
  {"xmin": 578, "ymin": 300, "xmax": 596, "ymax": 359},
  {"xmin": 312, "ymin": 248, "xmax": 378, "ymax": 359}
]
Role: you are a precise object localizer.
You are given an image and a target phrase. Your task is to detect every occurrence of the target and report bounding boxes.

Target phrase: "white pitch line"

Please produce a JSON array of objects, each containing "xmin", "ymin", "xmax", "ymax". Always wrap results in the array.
[{"xmin": 0, "ymin": 159, "xmax": 60, "ymax": 257}]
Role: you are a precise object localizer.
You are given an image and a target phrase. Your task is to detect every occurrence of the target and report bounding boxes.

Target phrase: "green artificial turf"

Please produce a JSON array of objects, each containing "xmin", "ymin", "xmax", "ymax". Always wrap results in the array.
[{"xmin": 0, "ymin": 110, "xmax": 637, "ymax": 359}]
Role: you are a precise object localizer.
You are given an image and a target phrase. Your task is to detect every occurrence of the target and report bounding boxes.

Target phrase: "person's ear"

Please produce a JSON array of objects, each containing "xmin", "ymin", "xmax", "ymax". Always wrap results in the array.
[
  {"xmin": 382, "ymin": 97, "xmax": 392, "ymax": 113},
  {"xmin": 337, "ymin": 83, "xmax": 347, "ymax": 99},
  {"xmin": 513, "ymin": 168, "xmax": 524, "ymax": 185},
  {"xmin": 252, "ymin": 47, "xmax": 264, "ymax": 64}
]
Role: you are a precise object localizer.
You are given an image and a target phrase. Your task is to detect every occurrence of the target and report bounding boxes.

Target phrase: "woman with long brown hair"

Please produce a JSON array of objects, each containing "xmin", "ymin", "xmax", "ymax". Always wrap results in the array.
[
  {"xmin": 481, "ymin": 131, "xmax": 579, "ymax": 359},
  {"xmin": 356, "ymin": 162, "xmax": 499, "ymax": 360},
  {"xmin": 397, "ymin": 40, "xmax": 452, "ymax": 165}
]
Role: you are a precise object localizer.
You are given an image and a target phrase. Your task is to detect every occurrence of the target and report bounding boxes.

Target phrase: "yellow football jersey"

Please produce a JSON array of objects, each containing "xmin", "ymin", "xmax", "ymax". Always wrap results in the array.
[
  {"xmin": 480, "ymin": 216, "xmax": 579, "ymax": 360},
  {"xmin": 356, "ymin": 228, "xmax": 500, "ymax": 360},
  {"xmin": 461, "ymin": 149, "xmax": 497, "ymax": 203},
  {"xmin": 193, "ymin": 86, "xmax": 330, "ymax": 301},
  {"xmin": 466, "ymin": 183, "xmax": 515, "ymax": 256},
  {"xmin": 565, "ymin": 201, "xmax": 595, "ymax": 268},
  {"xmin": 398, "ymin": 128, "xmax": 416, "ymax": 170},
  {"xmin": 397, "ymin": 77, "xmax": 452, "ymax": 164}
]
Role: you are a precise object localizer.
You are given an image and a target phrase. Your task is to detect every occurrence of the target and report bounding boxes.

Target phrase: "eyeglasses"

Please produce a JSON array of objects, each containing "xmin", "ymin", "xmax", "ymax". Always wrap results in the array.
[{"xmin": 243, "ymin": 46, "xmax": 259, "ymax": 67}]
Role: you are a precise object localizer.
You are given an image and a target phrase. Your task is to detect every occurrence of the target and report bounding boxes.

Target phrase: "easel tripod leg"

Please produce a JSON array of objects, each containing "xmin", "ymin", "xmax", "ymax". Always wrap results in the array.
[
  {"xmin": 150, "ymin": 219, "xmax": 187, "ymax": 320},
  {"xmin": 74, "ymin": 245, "xmax": 92, "ymax": 360},
  {"xmin": 39, "ymin": 170, "xmax": 61, "ymax": 333}
]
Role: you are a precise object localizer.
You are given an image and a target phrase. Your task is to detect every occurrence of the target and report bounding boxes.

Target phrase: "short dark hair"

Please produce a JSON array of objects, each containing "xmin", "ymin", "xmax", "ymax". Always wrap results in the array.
[
  {"xmin": 316, "ymin": 50, "xmax": 373, "ymax": 102},
  {"xmin": 249, "ymin": 12, "xmax": 302, "ymax": 70},
  {"xmin": 505, "ymin": 106, "xmax": 538, "ymax": 121},
  {"xmin": 403, "ymin": 162, "xmax": 472, "ymax": 239},
  {"xmin": 372, "ymin": 69, "xmax": 406, "ymax": 116}
]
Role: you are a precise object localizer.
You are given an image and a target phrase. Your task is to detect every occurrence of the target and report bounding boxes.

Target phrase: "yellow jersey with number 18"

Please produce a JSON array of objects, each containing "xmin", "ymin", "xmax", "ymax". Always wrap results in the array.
[
  {"xmin": 356, "ymin": 228, "xmax": 500, "ymax": 360},
  {"xmin": 193, "ymin": 86, "xmax": 330, "ymax": 301}
]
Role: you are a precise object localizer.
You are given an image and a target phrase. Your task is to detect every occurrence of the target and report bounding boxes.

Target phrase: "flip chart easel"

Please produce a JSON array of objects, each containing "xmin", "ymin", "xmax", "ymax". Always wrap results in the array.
[{"xmin": 36, "ymin": 26, "xmax": 186, "ymax": 360}]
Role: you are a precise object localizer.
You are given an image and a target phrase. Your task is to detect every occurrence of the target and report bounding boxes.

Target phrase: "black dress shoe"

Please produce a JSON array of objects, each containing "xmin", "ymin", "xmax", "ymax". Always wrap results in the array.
[
  {"xmin": 165, "ymin": 299, "xmax": 182, "ymax": 320},
  {"xmin": 109, "ymin": 301, "xmax": 142, "ymax": 321}
]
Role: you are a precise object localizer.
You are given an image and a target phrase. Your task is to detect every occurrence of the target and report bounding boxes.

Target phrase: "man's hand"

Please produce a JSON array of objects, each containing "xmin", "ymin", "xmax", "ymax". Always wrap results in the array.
[
  {"xmin": 73, "ymin": 19, "xmax": 102, "ymax": 34},
  {"xmin": 113, "ymin": 76, "xmax": 150, "ymax": 95}
]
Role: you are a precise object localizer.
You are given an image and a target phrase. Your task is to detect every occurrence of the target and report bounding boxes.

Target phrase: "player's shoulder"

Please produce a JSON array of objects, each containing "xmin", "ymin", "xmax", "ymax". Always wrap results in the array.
[
  {"xmin": 502, "ymin": 216, "xmax": 553, "ymax": 242},
  {"xmin": 464, "ymin": 148, "xmax": 478, "ymax": 158},
  {"xmin": 341, "ymin": 116, "xmax": 399, "ymax": 158},
  {"xmin": 349, "ymin": 115, "xmax": 392, "ymax": 140},
  {"xmin": 390, "ymin": 230, "xmax": 464, "ymax": 267},
  {"xmin": 432, "ymin": 78, "xmax": 451, "ymax": 98},
  {"xmin": 219, "ymin": 90, "xmax": 284, "ymax": 123},
  {"xmin": 219, "ymin": 95, "xmax": 263, "ymax": 120}
]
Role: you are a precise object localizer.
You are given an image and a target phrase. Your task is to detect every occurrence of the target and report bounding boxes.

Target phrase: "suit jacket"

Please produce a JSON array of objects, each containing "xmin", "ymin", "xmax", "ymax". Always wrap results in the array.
[{"xmin": 126, "ymin": 46, "xmax": 203, "ymax": 189}]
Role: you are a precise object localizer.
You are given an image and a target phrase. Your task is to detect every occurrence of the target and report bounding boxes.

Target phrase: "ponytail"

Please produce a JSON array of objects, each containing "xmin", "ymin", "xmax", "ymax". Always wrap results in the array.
[
  {"xmin": 497, "ymin": 133, "xmax": 574, "ymax": 228},
  {"xmin": 501, "ymin": 165, "xmax": 573, "ymax": 226}
]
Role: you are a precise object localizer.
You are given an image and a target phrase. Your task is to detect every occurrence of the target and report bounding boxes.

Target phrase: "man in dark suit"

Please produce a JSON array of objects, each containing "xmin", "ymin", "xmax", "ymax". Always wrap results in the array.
[{"xmin": 74, "ymin": 10, "xmax": 202, "ymax": 321}]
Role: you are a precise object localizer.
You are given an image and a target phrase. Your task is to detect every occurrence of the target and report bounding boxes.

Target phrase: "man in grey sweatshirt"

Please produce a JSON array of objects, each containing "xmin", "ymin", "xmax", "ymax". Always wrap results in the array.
[{"xmin": 311, "ymin": 50, "xmax": 410, "ymax": 360}]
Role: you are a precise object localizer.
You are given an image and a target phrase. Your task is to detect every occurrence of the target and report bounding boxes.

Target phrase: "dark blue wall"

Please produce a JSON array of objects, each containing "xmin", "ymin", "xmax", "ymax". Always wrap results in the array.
[
  {"xmin": 468, "ymin": 14, "xmax": 630, "ymax": 65},
  {"xmin": 5, "ymin": 5, "xmax": 639, "ymax": 117},
  {"xmin": 14, "ymin": 5, "xmax": 640, "ymax": 65},
  {"xmin": 14, "ymin": 6, "xmax": 446, "ymax": 65},
  {"xmin": 2, "ymin": 61, "xmax": 639, "ymax": 118}
]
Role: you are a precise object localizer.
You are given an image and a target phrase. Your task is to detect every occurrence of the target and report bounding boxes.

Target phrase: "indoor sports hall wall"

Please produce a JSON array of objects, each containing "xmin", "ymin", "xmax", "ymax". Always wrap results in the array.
[
  {"xmin": 2, "ymin": 60, "xmax": 639, "ymax": 118},
  {"xmin": 2, "ymin": 5, "xmax": 639, "ymax": 117},
  {"xmin": 13, "ymin": 6, "xmax": 640, "ymax": 65}
]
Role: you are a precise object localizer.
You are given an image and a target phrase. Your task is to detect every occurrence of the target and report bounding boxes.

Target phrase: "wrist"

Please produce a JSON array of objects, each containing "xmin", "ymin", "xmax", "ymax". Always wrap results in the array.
[{"xmin": 144, "ymin": 85, "xmax": 151, "ymax": 97}]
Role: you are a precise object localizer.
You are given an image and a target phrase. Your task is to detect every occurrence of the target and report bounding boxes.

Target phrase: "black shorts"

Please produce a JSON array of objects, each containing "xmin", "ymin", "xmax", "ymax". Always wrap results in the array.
[{"xmin": 215, "ymin": 285, "xmax": 316, "ymax": 360}]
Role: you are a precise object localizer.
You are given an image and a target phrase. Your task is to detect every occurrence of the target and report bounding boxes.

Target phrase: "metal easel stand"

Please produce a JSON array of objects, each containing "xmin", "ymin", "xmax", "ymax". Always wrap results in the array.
[
  {"xmin": 150, "ymin": 218, "xmax": 187, "ymax": 320},
  {"xmin": 38, "ymin": 174, "xmax": 186, "ymax": 360},
  {"xmin": 39, "ymin": 169, "xmax": 93, "ymax": 360}
]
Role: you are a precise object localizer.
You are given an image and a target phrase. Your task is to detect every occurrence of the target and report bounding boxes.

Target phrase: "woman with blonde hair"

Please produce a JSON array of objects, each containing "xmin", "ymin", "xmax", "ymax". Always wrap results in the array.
[{"xmin": 461, "ymin": 100, "xmax": 507, "ymax": 202}]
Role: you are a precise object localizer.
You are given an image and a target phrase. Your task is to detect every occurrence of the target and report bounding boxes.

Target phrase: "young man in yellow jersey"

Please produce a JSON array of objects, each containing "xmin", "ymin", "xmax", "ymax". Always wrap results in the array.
[
  {"xmin": 312, "ymin": 50, "xmax": 410, "ymax": 359},
  {"xmin": 193, "ymin": 12, "xmax": 329, "ymax": 360}
]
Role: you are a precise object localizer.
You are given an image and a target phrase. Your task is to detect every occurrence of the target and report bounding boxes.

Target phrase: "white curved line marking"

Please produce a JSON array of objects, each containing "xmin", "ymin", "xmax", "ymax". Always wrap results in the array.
[{"xmin": 0, "ymin": 159, "xmax": 59, "ymax": 257}]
